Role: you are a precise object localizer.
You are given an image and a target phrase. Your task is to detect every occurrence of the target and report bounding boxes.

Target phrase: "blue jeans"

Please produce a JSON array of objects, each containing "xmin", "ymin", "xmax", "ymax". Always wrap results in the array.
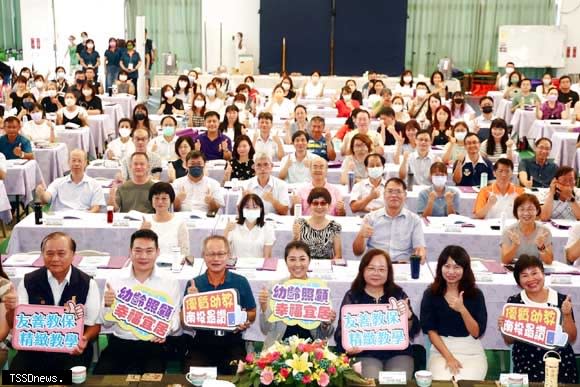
[{"xmin": 106, "ymin": 65, "xmax": 120, "ymax": 91}]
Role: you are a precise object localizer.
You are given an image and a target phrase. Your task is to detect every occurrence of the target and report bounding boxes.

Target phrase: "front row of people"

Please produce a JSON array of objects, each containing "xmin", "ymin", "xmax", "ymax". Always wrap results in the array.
[{"xmin": 0, "ymin": 230, "xmax": 577, "ymax": 382}]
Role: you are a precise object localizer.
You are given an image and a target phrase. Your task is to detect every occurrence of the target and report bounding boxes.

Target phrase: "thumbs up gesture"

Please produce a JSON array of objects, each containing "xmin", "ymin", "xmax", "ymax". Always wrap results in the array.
[
  {"xmin": 194, "ymin": 139, "xmax": 201, "ymax": 151},
  {"xmin": 395, "ymin": 298, "xmax": 411, "ymax": 319},
  {"xmin": 259, "ymin": 286, "xmax": 269, "ymax": 311},
  {"xmin": 35, "ymin": 183, "xmax": 47, "ymax": 199},
  {"xmin": 177, "ymin": 186, "xmax": 187, "ymax": 202},
  {"xmin": 104, "ymin": 283, "xmax": 116, "ymax": 307},
  {"xmin": 359, "ymin": 218, "xmax": 374, "ymax": 238},
  {"xmin": 446, "ymin": 291, "xmax": 465, "ymax": 313},
  {"xmin": 562, "ymin": 295, "xmax": 573, "ymax": 316},
  {"xmin": 187, "ymin": 281, "xmax": 198, "ymax": 295},
  {"xmin": 3, "ymin": 283, "xmax": 17, "ymax": 311},
  {"xmin": 65, "ymin": 300, "xmax": 85, "ymax": 320},
  {"xmin": 141, "ymin": 215, "xmax": 152, "ymax": 230},
  {"xmin": 13, "ymin": 143, "xmax": 23, "ymax": 158}
]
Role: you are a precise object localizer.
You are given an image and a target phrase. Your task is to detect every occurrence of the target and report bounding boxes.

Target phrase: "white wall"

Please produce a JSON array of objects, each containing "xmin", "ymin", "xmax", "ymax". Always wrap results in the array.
[
  {"xmin": 20, "ymin": 0, "xmax": 125, "ymax": 78},
  {"xmin": 558, "ymin": 0, "xmax": 580, "ymax": 74},
  {"xmin": 201, "ymin": 0, "xmax": 260, "ymax": 73}
]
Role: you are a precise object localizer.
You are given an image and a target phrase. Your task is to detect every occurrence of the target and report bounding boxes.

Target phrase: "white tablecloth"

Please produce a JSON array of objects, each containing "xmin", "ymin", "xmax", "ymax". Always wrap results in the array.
[
  {"xmin": 0, "ymin": 180, "xmax": 12, "ymax": 223},
  {"xmin": 103, "ymin": 104, "xmax": 125, "ymax": 138},
  {"xmin": 510, "ymin": 109, "xmax": 537, "ymax": 140},
  {"xmin": 496, "ymin": 98, "xmax": 513, "ymax": 124},
  {"xmin": 5, "ymin": 160, "xmax": 45, "ymax": 205},
  {"xmin": 527, "ymin": 119, "xmax": 579, "ymax": 140},
  {"xmin": 56, "ymin": 126, "xmax": 96, "ymax": 159},
  {"xmin": 550, "ymin": 131, "xmax": 578, "ymax": 167},
  {"xmin": 88, "ymin": 115, "xmax": 114, "ymax": 155},
  {"xmin": 99, "ymin": 94, "xmax": 136, "ymax": 119},
  {"xmin": 576, "ymin": 148, "xmax": 580, "ymax": 171},
  {"xmin": 7, "ymin": 213, "xmax": 571, "ymax": 264},
  {"xmin": 32, "ymin": 143, "xmax": 69, "ymax": 184},
  {"xmin": 487, "ymin": 91, "xmax": 504, "ymax": 113}
]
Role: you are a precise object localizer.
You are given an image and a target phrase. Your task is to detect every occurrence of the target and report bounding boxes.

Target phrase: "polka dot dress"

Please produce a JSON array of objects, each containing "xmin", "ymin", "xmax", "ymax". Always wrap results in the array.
[{"xmin": 230, "ymin": 159, "xmax": 254, "ymax": 181}]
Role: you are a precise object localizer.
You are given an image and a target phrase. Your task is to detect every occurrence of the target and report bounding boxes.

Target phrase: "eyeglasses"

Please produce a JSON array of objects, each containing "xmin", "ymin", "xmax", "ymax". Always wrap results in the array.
[
  {"xmin": 254, "ymin": 163, "xmax": 271, "ymax": 169},
  {"xmin": 517, "ymin": 206, "xmax": 537, "ymax": 213},
  {"xmin": 310, "ymin": 200, "xmax": 328, "ymax": 207},
  {"xmin": 386, "ymin": 189, "xmax": 404, "ymax": 195},
  {"xmin": 205, "ymin": 251, "xmax": 228, "ymax": 259},
  {"xmin": 536, "ymin": 146, "xmax": 551, "ymax": 151},
  {"xmin": 365, "ymin": 266, "xmax": 387, "ymax": 274}
]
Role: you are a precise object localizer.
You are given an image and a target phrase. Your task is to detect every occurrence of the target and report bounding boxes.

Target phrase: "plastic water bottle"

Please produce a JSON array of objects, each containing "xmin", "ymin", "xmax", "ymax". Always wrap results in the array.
[
  {"xmin": 294, "ymin": 203, "xmax": 302, "ymax": 218},
  {"xmin": 171, "ymin": 246, "xmax": 182, "ymax": 272},
  {"xmin": 480, "ymin": 172, "xmax": 488, "ymax": 188},
  {"xmin": 112, "ymin": 84, "xmax": 118, "ymax": 95},
  {"xmin": 407, "ymin": 173, "xmax": 414, "ymax": 192},
  {"xmin": 348, "ymin": 171, "xmax": 355, "ymax": 193}
]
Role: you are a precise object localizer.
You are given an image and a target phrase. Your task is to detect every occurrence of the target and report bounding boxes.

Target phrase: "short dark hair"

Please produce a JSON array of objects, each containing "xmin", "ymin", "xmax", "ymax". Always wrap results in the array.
[
  {"xmin": 513, "ymin": 254, "xmax": 544, "ymax": 287},
  {"xmin": 118, "ymin": 118, "xmax": 132, "ymax": 128},
  {"xmin": 430, "ymin": 161, "xmax": 447, "ymax": 174},
  {"xmin": 559, "ymin": 75, "xmax": 571, "ymax": 83},
  {"xmin": 130, "ymin": 229, "xmax": 159, "ymax": 249},
  {"xmin": 204, "ymin": 111, "xmax": 220, "ymax": 121},
  {"xmin": 494, "ymin": 158, "xmax": 513, "ymax": 171},
  {"xmin": 41, "ymin": 232, "xmax": 76, "ymax": 253},
  {"xmin": 307, "ymin": 187, "xmax": 332, "ymax": 205},
  {"xmin": 379, "ymin": 107, "xmax": 395, "ymax": 118},
  {"xmin": 535, "ymin": 137, "xmax": 552, "ymax": 148},
  {"xmin": 386, "ymin": 177, "xmax": 407, "ymax": 191},
  {"xmin": 130, "ymin": 151, "xmax": 149, "ymax": 163},
  {"xmin": 237, "ymin": 193, "xmax": 265, "ymax": 227},
  {"xmin": 555, "ymin": 166, "xmax": 575, "ymax": 179},
  {"xmin": 310, "ymin": 116, "xmax": 325, "ymax": 125},
  {"xmin": 364, "ymin": 153, "xmax": 386, "ymax": 167},
  {"xmin": 292, "ymin": 130, "xmax": 309, "ymax": 142},
  {"xmin": 258, "ymin": 112, "xmax": 273, "ymax": 121},
  {"xmin": 186, "ymin": 150, "xmax": 205, "ymax": 162},
  {"xmin": 350, "ymin": 133, "xmax": 372, "ymax": 154},
  {"xmin": 148, "ymin": 182, "xmax": 176, "ymax": 204},
  {"xmin": 202, "ymin": 235, "xmax": 229, "ymax": 255},
  {"xmin": 479, "ymin": 96, "xmax": 493, "ymax": 105},
  {"xmin": 3, "ymin": 116, "xmax": 21, "ymax": 126},
  {"xmin": 416, "ymin": 129, "xmax": 432, "ymax": 139},
  {"xmin": 174, "ymin": 136, "xmax": 195, "ymax": 158},
  {"xmin": 284, "ymin": 241, "xmax": 311, "ymax": 262},
  {"xmin": 464, "ymin": 132, "xmax": 480, "ymax": 143},
  {"xmin": 512, "ymin": 193, "xmax": 541, "ymax": 219},
  {"xmin": 160, "ymin": 115, "xmax": 178, "ymax": 126},
  {"xmin": 355, "ymin": 109, "xmax": 370, "ymax": 119}
]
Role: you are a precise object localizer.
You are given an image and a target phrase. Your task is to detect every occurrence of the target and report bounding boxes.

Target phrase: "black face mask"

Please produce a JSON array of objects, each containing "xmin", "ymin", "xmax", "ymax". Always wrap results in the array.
[
  {"xmin": 134, "ymin": 112, "xmax": 146, "ymax": 121},
  {"xmin": 23, "ymin": 101, "xmax": 34, "ymax": 110},
  {"xmin": 481, "ymin": 106, "xmax": 493, "ymax": 114},
  {"xmin": 76, "ymin": 79, "xmax": 85, "ymax": 85},
  {"xmin": 454, "ymin": 98, "xmax": 464, "ymax": 104}
]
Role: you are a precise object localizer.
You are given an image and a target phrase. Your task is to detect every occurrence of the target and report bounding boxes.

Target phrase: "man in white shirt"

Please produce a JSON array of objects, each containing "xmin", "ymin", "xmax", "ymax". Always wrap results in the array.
[
  {"xmin": 252, "ymin": 112, "xmax": 284, "ymax": 161},
  {"xmin": 120, "ymin": 128, "xmax": 162, "ymax": 180},
  {"xmin": 172, "ymin": 150, "xmax": 224, "ymax": 213},
  {"xmin": 35, "ymin": 149, "xmax": 105, "ymax": 212},
  {"xmin": 399, "ymin": 129, "xmax": 438, "ymax": 186},
  {"xmin": 279, "ymin": 130, "xmax": 322, "ymax": 184},
  {"xmin": 94, "ymin": 229, "xmax": 182, "ymax": 374},
  {"xmin": 6, "ymin": 232, "xmax": 101, "ymax": 371},
  {"xmin": 341, "ymin": 109, "xmax": 384, "ymax": 156},
  {"xmin": 243, "ymin": 152, "xmax": 289, "ymax": 215},
  {"xmin": 351, "ymin": 153, "xmax": 387, "ymax": 214}
]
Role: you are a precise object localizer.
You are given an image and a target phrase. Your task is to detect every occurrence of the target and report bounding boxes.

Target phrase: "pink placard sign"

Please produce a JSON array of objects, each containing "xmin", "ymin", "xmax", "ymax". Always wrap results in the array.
[
  {"xmin": 12, "ymin": 304, "xmax": 84, "ymax": 353},
  {"xmin": 341, "ymin": 298, "xmax": 409, "ymax": 351}
]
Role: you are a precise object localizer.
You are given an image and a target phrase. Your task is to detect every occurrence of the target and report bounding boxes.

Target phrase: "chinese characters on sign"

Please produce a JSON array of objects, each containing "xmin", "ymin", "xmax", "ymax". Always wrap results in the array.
[
  {"xmin": 12, "ymin": 304, "xmax": 84, "ymax": 353},
  {"xmin": 267, "ymin": 278, "xmax": 332, "ymax": 330},
  {"xmin": 182, "ymin": 289, "xmax": 243, "ymax": 330},
  {"xmin": 500, "ymin": 303, "xmax": 567, "ymax": 349},
  {"xmin": 341, "ymin": 298, "xmax": 409, "ymax": 351},
  {"xmin": 105, "ymin": 285, "xmax": 176, "ymax": 340}
]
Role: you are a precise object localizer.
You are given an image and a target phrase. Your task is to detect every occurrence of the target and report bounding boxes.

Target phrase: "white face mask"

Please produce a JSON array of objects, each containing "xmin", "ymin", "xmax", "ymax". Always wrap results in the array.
[
  {"xmin": 392, "ymin": 104, "xmax": 403, "ymax": 113},
  {"xmin": 246, "ymin": 82, "xmax": 254, "ymax": 89},
  {"xmin": 403, "ymin": 76, "xmax": 412, "ymax": 84},
  {"xmin": 194, "ymin": 100, "xmax": 205, "ymax": 108},
  {"xmin": 243, "ymin": 208, "xmax": 261, "ymax": 222},
  {"xmin": 164, "ymin": 90, "xmax": 174, "ymax": 99},
  {"xmin": 82, "ymin": 89, "xmax": 92, "ymax": 97},
  {"xmin": 57, "ymin": 72, "xmax": 65, "ymax": 79},
  {"xmin": 282, "ymin": 83, "xmax": 291, "ymax": 91},
  {"xmin": 343, "ymin": 94, "xmax": 351, "ymax": 101},
  {"xmin": 119, "ymin": 75, "xmax": 128, "ymax": 81},
  {"xmin": 35, "ymin": 81, "xmax": 44, "ymax": 89},
  {"xmin": 206, "ymin": 89, "xmax": 216, "ymax": 97},
  {"xmin": 31, "ymin": 112, "xmax": 42, "ymax": 121},
  {"xmin": 65, "ymin": 98, "xmax": 76, "ymax": 107},
  {"xmin": 505, "ymin": 67, "xmax": 514, "ymax": 74},
  {"xmin": 454, "ymin": 131, "xmax": 467, "ymax": 141},
  {"xmin": 432, "ymin": 175, "xmax": 447, "ymax": 187},
  {"xmin": 47, "ymin": 90, "xmax": 57, "ymax": 97},
  {"xmin": 416, "ymin": 89, "xmax": 427, "ymax": 97},
  {"xmin": 178, "ymin": 81, "xmax": 188, "ymax": 88},
  {"xmin": 235, "ymin": 102, "xmax": 246, "ymax": 111},
  {"xmin": 367, "ymin": 166, "xmax": 384, "ymax": 179},
  {"xmin": 188, "ymin": 75, "xmax": 196, "ymax": 83},
  {"xmin": 119, "ymin": 128, "xmax": 132, "ymax": 138}
]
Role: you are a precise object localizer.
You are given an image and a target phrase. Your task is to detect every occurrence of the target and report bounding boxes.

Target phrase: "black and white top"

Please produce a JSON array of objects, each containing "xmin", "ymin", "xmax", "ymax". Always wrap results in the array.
[
  {"xmin": 296, "ymin": 218, "xmax": 341, "ymax": 259},
  {"xmin": 229, "ymin": 158, "xmax": 254, "ymax": 181}
]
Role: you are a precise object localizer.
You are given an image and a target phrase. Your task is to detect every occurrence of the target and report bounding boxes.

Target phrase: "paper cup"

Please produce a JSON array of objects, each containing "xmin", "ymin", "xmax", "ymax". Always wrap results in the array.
[
  {"xmin": 71, "ymin": 366, "xmax": 86, "ymax": 384},
  {"xmin": 415, "ymin": 370, "xmax": 432, "ymax": 387}
]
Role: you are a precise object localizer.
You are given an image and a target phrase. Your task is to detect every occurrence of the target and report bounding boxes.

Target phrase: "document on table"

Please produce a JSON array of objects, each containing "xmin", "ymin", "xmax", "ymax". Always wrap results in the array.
[
  {"xmin": 3, "ymin": 254, "xmax": 39, "ymax": 266},
  {"xmin": 78, "ymin": 256, "xmax": 111, "ymax": 268}
]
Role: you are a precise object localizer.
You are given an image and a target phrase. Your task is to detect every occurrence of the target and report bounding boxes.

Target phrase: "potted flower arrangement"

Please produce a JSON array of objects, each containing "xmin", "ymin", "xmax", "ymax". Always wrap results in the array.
[{"xmin": 233, "ymin": 336, "xmax": 371, "ymax": 386}]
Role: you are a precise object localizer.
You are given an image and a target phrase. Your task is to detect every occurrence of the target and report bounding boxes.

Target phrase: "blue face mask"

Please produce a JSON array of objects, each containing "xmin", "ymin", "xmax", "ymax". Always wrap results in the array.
[
  {"xmin": 188, "ymin": 166, "xmax": 203, "ymax": 177},
  {"xmin": 163, "ymin": 126, "xmax": 175, "ymax": 137}
]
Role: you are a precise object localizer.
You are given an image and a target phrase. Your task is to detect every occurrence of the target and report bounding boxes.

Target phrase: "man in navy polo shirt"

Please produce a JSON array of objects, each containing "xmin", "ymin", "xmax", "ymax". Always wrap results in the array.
[
  {"xmin": 452, "ymin": 132, "xmax": 494, "ymax": 186},
  {"xmin": 0, "ymin": 116, "xmax": 33, "ymax": 160},
  {"xmin": 183, "ymin": 235, "xmax": 256, "ymax": 375},
  {"xmin": 518, "ymin": 137, "xmax": 558, "ymax": 188},
  {"xmin": 195, "ymin": 111, "xmax": 232, "ymax": 161}
]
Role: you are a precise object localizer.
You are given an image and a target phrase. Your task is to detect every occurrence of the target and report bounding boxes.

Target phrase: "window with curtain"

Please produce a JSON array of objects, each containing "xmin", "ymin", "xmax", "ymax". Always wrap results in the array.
[
  {"xmin": 125, "ymin": 0, "xmax": 202, "ymax": 76},
  {"xmin": 405, "ymin": 0, "xmax": 556, "ymax": 78},
  {"xmin": 0, "ymin": 0, "xmax": 22, "ymax": 51}
]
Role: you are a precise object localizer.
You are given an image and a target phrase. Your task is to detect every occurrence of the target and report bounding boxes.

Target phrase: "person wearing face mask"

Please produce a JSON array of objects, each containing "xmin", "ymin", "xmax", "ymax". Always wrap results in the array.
[
  {"xmin": 69, "ymin": 70, "xmax": 87, "ymax": 98},
  {"xmin": 395, "ymin": 70, "xmax": 415, "ymax": 101},
  {"xmin": 300, "ymin": 70, "xmax": 325, "ymax": 98},
  {"xmin": 104, "ymin": 38, "xmax": 121, "ymax": 90},
  {"xmin": 408, "ymin": 82, "xmax": 431, "ymax": 122},
  {"xmin": 537, "ymin": 87, "xmax": 568, "ymax": 120},
  {"xmin": 40, "ymin": 82, "xmax": 65, "ymax": 113},
  {"xmin": 400, "ymin": 129, "xmax": 438, "ymax": 185},
  {"xmin": 149, "ymin": 115, "xmax": 178, "ymax": 160},
  {"xmin": 78, "ymin": 83, "xmax": 103, "ymax": 115},
  {"xmin": 350, "ymin": 153, "xmax": 387, "ymax": 214},
  {"xmin": 204, "ymin": 82, "xmax": 225, "ymax": 115},
  {"xmin": 280, "ymin": 76, "xmax": 296, "ymax": 101},
  {"xmin": 54, "ymin": 66, "xmax": 69, "ymax": 94},
  {"xmin": 471, "ymin": 96, "xmax": 496, "ymax": 142},
  {"xmin": 174, "ymin": 75, "xmax": 192, "ymax": 103},
  {"xmin": 503, "ymin": 71, "xmax": 523, "ymax": 100},
  {"xmin": 114, "ymin": 70, "xmax": 135, "ymax": 95},
  {"xmin": 224, "ymin": 193, "xmax": 274, "ymax": 259},
  {"xmin": 480, "ymin": 118, "xmax": 514, "ymax": 163},
  {"xmin": 105, "ymin": 118, "xmax": 135, "ymax": 160},
  {"xmin": 188, "ymin": 92, "xmax": 206, "ymax": 127},
  {"xmin": 17, "ymin": 93, "xmax": 38, "ymax": 122},
  {"xmin": 535, "ymin": 72, "xmax": 553, "ymax": 100},
  {"xmin": 186, "ymin": 70, "xmax": 199, "ymax": 95},
  {"xmin": 30, "ymin": 75, "xmax": 46, "ymax": 101},
  {"xmin": 391, "ymin": 95, "xmax": 410, "ymax": 123},
  {"xmin": 335, "ymin": 86, "xmax": 360, "ymax": 118},
  {"xmin": 265, "ymin": 85, "xmax": 295, "ymax": 120},
  {"xmin": 495, "ymin": 62, "xmax": 516, "ymax": 91},
  {"xmin": 474, "ymin": 158, "xmax": 523, "ymax": 220},
  {"xmin": 77, "ymin": 39, "xmax": 100, "ymax": 75},
  {"xmin": 442, "ymin": 121, "xmax": 468, "ymax": 163},
  {"xmin": 131, "ymin": 103, "xmax": 155, "ymax": 138},
  {"xmin": 157, "ymin": 85, "xmax": 184, "ymax": 115},
  {"xmin": 56, "ymin": 92, "xmax": 88, "ymax": 128},
  {"xmin": 172, "ymin": 150, "xmax": 224, "ymax": 213},
  {"xmin": 417, "ymin": 162, "xmax": 459, "ymax": 217},
  {"xmin": 85, "ymin": 67, "xmax": 104, "ymax": 95},
  {"xmin": 21, "ymin": 103, "xmax": 55, "ymax": 143},
  {"xmin": 7, "ymin": 76, "xmax": 29, "ymax": 114},
  {"xmin": 449, "ymin": 92, "xmax": 475, "ymax": 122},
  {"xmin": 120, "ymin": 40, "xmax": 142, "ymax": 97},
  {"xmin": 232, "ymin": 93, "xmax": 253, "ymax": 127}
]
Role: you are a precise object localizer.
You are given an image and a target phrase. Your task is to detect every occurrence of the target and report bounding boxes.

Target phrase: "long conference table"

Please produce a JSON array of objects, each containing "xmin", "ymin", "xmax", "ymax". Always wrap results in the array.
[{"xmin": 4, "ymin": 248, "xmax": 580, "ymax": 353}]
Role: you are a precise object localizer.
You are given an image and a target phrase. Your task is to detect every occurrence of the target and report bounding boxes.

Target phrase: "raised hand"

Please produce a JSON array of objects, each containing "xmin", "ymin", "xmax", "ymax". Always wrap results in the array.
[
  {"xmin": 187, "ymin": 281, "xmax": 199, "ymax": 294},
  {"xmin": 3, "ymin": 283, "xmax": 17, "ymax": 311},
  {"xmin": 104, "ymin": 283, "xmax": 115, "ymax": 307},
  {"xmin": 292, "ymin": 220, "xmax": 301, "ymax": 240},
  {"xmin": 258, "ymin": 286, "xmax": 269, "ymax": 311},
  {"xmin": 562, "ymin": 295, "xmax": 573, "ymax": 316},
  {"xmin": 141, "ymin": 215, "xmax": 152, "ymax": 230},
  {"xmin": 194, "ymin": 140, "xmax": 201, "ymax": 151},
  {"xmin": 446, "ymin": 291, "xmax": 465, "ymax": 313},
  {"xmin": 359, "ymin": 218, "xmax": 374, "ymax": 238}
]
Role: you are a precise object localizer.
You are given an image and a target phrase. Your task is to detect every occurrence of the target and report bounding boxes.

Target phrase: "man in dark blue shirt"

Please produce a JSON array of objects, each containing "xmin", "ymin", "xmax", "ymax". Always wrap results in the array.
[
  {"xmin": 452, "ymin": 133, "xmax": 494, "ymax": 186},
  {"xmin": 196, "ymin": 111, "xmax": 232, "ymax": 161},
  {"xmin": 183, "ymin": 235, "xmax": 256, "ymax": 375},
  {"xmin": 0, "ymin": 116, "xmax": 33, "ymax": 160},
  {"xmin": 518, "ymin": 137, "xmax": 558, "ymax": 188}
]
